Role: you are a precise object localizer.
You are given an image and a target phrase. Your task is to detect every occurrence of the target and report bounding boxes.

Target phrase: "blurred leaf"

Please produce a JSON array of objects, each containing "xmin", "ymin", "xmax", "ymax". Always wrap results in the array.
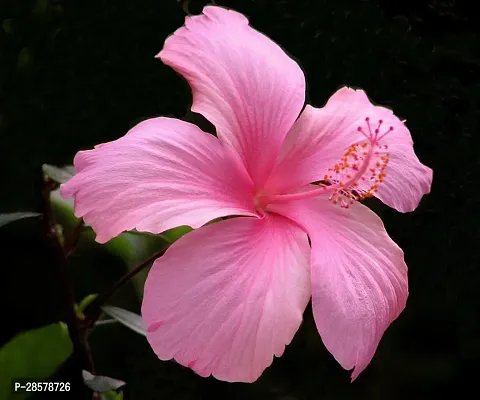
[
  {"xmin": 31, "ymin": 0, "xmax": 48, "ymax": 17},
  {"xmin": 82, "ymin": 370, "xmax": 125, "ymax": 393},
  {"xmin": 50, "ymin": 188, "xmax": 75, "ymax": 218},
  {"xmin": 0, "ymin": 323, "xmax": 73, "ymax": 400},
  {"xmin": 42, "ymin": 164, "xmax": 75, "ymax": 184},
  {"xmin": 101, "ymin": 306, "xmax": 146, "ymax": 336},
  {"xmin": 158, "ymin": 218, "xmax": 217, "ymax": 243},
  {"xmin": 103, "ymin": 232, "xmax": 168, "ymax": 268},
  {"xmin": 0, "ymin": 212, "xmax": 41, "ymax": 228},
  {"xmin": 2, "ymin": 19, "xmax": 13, "ymax": 35},
  {"xmin": 101, "ymin": 391, "xmax": 124, "ymax": 400},
  {"xmin": 17, "ymin": 48, "xmax": 32, "ymax": 69}
]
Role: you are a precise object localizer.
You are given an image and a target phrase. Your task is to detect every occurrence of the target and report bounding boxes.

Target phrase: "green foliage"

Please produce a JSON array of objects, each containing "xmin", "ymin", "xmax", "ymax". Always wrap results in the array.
[
  {"xmin": 161, "ymin": 226, "xmax": 193, "ymax": 243},
  {"xmin": 0, "ymin": 323, "xmax": 73, "ymax": 400},
  {"xmin": 101, "ymin": 391, "xmax": 124, "ymax": 400}
]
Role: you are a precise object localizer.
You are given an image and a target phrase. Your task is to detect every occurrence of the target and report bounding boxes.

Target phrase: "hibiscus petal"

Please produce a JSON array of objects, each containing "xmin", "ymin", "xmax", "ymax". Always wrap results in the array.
[
  {"xmin": 270, "ymin": 198, "xmax": 408, "ymax": 380},
  {"xmin": 60, "ymin": 117, "xmax": 257, "ymax": 243},
  {"xmin": 142, "ymin": 215, "xmax": 311, "ymax": 383},
  {"xmin": 267, "ymin": 87, "xmax": 432, "ymax": 212},
  {"xmin": 159, "ymin": 6, "xmax": 306, "ymax": 186}
]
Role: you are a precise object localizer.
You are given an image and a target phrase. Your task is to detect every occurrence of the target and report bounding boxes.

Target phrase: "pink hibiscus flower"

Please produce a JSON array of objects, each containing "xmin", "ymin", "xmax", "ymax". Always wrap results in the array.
[{"xmin": 61, "ymin": 6, "xmax": 432, "ymax": 383}]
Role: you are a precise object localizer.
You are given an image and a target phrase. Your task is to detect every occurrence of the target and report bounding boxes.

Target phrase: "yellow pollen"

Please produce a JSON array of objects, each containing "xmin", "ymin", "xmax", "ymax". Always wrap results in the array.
[{"xmin": 322, "ymin": 118, "xmax": 393, "ymax": 209}]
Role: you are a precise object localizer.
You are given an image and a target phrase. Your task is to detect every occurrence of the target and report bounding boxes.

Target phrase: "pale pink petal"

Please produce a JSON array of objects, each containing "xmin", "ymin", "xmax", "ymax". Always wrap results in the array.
[
  {"xmin": 159, "ymin": 6, "xmax": 306, "ymax": 186},
  {"xmin": 141, "ymin": 215, "xmax": 311, "ymax": 383},
  {"xmin": 60, "ymin": 117, "xmax": 257, "ymax": 243},
  {"xmin": 270, "ymin": 198, "xmax": 408, "ymax": 380},
  {"xmin": 266, "ymin": 87, "xmax": 432, "ymax": 212}
]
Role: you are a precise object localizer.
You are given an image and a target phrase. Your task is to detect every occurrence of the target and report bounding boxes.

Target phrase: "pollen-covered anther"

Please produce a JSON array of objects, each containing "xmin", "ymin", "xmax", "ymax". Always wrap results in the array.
[
  {"xmin": 323, "ymin": 117, "xmax": 394, "ymax": 208},
  {"xmin": 357, "ymin": 117, "xmax": 394, "ymax": 144}
]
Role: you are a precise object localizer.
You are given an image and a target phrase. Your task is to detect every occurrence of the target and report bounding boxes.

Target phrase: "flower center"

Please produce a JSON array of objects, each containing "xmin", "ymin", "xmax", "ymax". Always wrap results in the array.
[
  {"xmin": 253, "ymin": 192, "xmax": 269, "ymax": 215},
  {"xmin": 265, "ymin": 117, "xmax": 394, "ymax": 206}
]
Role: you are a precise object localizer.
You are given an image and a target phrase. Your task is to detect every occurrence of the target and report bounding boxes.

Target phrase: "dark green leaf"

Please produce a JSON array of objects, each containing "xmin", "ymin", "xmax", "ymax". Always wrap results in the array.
[
  {"xmin": 2, "ymin": 19, "xmax": 13, "ymax": 35},
  {"xmin": 17, "ymin": 47, "xmax": 32, "ymax": 69},
  {"xmin": 0, "ymin": 323, "xmax": 73, "ymax": 400},
  {"xmin": 31, "ymin": 0, "xmax": 48, "ymax": 17},
  {"xmin": 161, "ymin": 225, "xmax": 192, "ymax": 243},
  {"xmin": 82, "ymin": 370, "xmax": 125, "ymax": 393},
  {"xmin": 101, "ymin": 306, "xmax": 146, "ymax": 336},
  {"xmin": 101, "ymin": 391, "xmax": 124, "ymax": 400},
  {"xmin": 0, "ymin": 212, "xmax": 41, "ymax": 228}
]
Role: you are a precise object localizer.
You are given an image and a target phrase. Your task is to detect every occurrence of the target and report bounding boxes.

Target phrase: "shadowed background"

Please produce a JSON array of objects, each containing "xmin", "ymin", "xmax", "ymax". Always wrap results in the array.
[{"xmin": 0, "ymin": 0, "xmax": 478, "ymax": 399}]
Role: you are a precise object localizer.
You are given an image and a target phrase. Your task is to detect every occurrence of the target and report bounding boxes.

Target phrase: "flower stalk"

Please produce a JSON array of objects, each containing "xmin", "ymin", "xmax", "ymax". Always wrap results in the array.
[{"xmin": 40, "ymin": 174, "xmax": 95, "ymax": 373}]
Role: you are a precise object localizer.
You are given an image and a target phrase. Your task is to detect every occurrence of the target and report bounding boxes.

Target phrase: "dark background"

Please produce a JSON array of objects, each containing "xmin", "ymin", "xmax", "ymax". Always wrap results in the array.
[{"xmin": 0, "ymin": 0, "xmax": 478, "ymax": 398}]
